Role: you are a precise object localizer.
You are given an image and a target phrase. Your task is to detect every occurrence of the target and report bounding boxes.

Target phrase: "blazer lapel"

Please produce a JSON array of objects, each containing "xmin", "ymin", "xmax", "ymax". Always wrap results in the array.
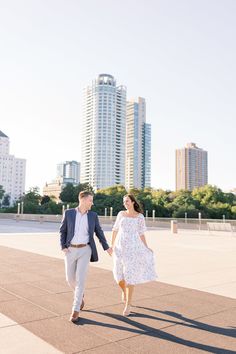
[
  {"xmin": 87, "ymin": 211, "xmax": 92, "ymax": 237},
  {"xmin": 72, "ymin": 209, "xmax": 77, "ymax": 236}
]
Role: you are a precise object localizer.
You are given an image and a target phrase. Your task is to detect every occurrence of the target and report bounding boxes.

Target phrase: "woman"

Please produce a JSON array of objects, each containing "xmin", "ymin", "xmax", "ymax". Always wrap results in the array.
[{"xmin": 111, "ymin": 194, "xmax": 157, "ymax": 316}]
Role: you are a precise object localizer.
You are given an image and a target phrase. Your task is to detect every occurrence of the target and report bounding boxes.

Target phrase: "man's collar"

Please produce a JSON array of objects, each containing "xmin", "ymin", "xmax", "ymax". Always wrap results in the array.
[{"xmin": 76, "ymin": 207, "xmax": 88, "ymax": 215}]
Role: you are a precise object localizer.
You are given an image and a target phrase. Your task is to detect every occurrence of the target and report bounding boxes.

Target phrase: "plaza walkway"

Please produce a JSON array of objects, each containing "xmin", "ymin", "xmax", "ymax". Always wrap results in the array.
[{"xmin": 0, "ymin": 220, "xmax": 235, "ymax": 353}]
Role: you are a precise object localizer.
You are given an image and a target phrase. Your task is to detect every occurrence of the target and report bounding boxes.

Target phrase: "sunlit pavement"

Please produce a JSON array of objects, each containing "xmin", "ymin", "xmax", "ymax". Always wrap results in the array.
[{"xmin": 0, "ymin": 220, "xmax": 235, "ymax": 353}]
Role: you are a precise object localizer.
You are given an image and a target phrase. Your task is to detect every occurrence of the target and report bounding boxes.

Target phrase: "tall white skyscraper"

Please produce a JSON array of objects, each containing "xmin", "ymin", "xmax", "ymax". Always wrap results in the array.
[
  {"xmin": 143, "ymin": 122, "xmax": 151, "ymax": 188},
  {"xmin": 176, "ymin": 142, "xmax": 208, "ymax": 191},
  {"xmin": 57, "ymin": 160, "xmax": 80, "ymax": 184},
  {"xmin": 125, "ymin": 98, "xmax": 151, "ymax": 189},
  {"xmin": 81, "ymin": 74, "xmax": 126, "ymax": 190},
  {"xmin": 0, "ymin": 131, "xmax": 26, "ymax": 203}
]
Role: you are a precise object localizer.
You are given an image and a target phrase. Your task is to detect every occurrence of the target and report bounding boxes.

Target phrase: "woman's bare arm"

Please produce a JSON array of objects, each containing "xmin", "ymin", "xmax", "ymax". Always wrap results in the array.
[
  {"xmin": 112, "ymin": 230, "xmax": 118, "ymax": 248},
  {"xmin": 140, "ymin": 234, "xmax": 148, "ymax": 247},
  {"xmin": 140, "ymin": 234, "xmax": 153, "ymax": 251}
]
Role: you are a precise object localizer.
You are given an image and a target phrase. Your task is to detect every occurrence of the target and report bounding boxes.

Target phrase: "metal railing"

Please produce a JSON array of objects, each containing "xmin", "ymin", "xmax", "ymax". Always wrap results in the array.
[
  {"xmin": 0, "ymin": 213, "xmax": 235, "ymax": 232},
  {"xmin": 143, "ymin": 217, "xmax": 236, "ymax": 231}
]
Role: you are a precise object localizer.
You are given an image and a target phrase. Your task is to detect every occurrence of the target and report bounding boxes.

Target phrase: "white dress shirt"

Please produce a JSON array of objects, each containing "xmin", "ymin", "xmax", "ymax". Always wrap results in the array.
[{"xmin": 71, "ymin": 209, "xmax": 89, "ymax": 244}]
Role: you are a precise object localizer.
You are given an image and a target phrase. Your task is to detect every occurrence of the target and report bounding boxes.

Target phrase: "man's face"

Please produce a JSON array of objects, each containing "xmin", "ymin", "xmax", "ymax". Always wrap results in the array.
[{"xmin": 81, "ymin": 195, "xmax": 93, "ymax": 210}]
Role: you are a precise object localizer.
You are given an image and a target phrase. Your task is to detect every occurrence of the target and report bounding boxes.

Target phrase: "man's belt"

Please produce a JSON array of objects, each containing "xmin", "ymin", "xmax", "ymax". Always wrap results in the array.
[{"xmin": 70, "ymin": 243, "xmax": 89, "ymax": 248}]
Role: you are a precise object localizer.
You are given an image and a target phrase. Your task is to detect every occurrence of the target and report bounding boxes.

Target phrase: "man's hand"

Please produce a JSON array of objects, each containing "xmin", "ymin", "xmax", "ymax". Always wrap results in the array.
[
  {"xmin": 62, "ymin": 248, "xmax": 69, "ymax": 254},
  {"xmin": 106, "ymin": 247, "xmax": 113, "ymax": 256}
]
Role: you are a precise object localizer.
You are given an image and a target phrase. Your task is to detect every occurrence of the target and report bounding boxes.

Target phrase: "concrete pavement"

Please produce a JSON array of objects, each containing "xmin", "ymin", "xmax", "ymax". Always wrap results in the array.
[
  {"xmin": 0, "ymin": 220, "xmax": 235, "ymax": 353},
  {"xmin": 0, "ymin": 245, "xmax": 235, "ymax": 353},
  {"xmin": 0, "ymin": 220, "xmax": 235, "ymax": 298}
]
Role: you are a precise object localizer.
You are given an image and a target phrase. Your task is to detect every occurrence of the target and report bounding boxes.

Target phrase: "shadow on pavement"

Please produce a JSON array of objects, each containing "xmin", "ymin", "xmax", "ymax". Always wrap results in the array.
[{"xmin": 78, "ymin": 308, "xmax": 236, "ymax": 354}]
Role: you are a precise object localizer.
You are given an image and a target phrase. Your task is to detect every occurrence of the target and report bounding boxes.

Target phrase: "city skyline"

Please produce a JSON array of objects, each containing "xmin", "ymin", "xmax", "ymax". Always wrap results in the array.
[{"xmin": 1, "ymin": 0, "xmax": 235, "ymax": 192}]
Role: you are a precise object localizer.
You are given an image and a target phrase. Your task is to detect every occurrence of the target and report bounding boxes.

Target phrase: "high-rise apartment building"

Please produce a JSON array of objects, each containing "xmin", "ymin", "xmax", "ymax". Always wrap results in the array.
[
  {"xmin": 57, "ymin": 160, "xmax": 80, "ymax": 184},
  {"xmin": 81, "ymin": 74, "xmax": 126, "ymax": 190},
  {"xmin": 176, "ymin": 142, "xmax": 208, "ymax": 191},
  {"xmin": 143, "ymin": 122, "xmax": 151, "ymax": 188},
  {"xmin": 125, "ymin": 98, "xmax": 151, "ymax": 189},
  {"xmin": 0, "ymin": 130, "xmax": 26, "ymax": 203}
]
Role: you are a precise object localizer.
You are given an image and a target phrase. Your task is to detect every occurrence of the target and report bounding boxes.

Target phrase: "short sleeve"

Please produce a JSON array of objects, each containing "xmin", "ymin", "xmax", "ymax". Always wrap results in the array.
[
  {"xmin": 138, "ymin": 214, "xmax": 147, "ymax": 235},
  {"xmin": 112, "ymin": 211, "xmax": 123, "ymax": 231}
]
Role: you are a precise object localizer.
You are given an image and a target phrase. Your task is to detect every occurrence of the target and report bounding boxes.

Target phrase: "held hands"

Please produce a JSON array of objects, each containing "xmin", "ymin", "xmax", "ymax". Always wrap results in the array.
[
  {"xmin": 62, "ymin": 248, "xmax": 69, "ymax": 254},
  {"xmin": 106, "ymin": 247, "xmax": 113, "ymax": 256}
]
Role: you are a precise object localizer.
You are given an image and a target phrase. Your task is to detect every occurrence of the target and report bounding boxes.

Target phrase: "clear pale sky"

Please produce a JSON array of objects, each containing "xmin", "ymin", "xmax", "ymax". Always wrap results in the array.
[{"xmin": 0, "ymin": 0, "xmax": 235, "ymax": 192}]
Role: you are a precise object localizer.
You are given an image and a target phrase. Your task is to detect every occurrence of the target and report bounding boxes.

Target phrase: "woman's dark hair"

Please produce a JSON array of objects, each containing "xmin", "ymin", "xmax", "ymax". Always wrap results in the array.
[{"xmin": 124, "ymin": 194, "xmax": 143, "ymax": 213}]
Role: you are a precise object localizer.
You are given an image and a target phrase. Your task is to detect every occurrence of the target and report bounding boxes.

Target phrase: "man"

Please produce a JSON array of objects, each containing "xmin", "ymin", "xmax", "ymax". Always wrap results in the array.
[{"xmin": 60, "ymin": 191, "xmax": 113, "ymax": 323}]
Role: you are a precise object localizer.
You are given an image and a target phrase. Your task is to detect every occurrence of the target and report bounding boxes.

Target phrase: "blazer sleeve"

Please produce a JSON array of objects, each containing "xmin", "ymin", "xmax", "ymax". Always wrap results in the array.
[
  {"xmin": 94, "ymin": 213, "xmax": 109, "ymax": 251},
  {"xmin": 59, "ymin": 210, "xmax": 68, "ymax": 249}
]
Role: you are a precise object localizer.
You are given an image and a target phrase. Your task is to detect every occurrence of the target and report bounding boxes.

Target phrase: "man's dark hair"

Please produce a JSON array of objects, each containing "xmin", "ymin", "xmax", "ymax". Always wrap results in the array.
[{"xmin": 79, "ymin": 191, "xmax": 93, "ymax": 200}]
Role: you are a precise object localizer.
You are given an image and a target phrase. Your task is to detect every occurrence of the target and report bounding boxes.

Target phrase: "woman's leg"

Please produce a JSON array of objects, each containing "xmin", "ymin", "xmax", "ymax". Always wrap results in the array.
[
  {"xmin": 118, "ymin": 280, "xmax": 126, "ymax": 302},
  {"xmin": 123, "ymin": 284, "xmax": 134, "ymax": 316},
  {"xmin": 126, "ymin": 284, "xmax": 134, "ymax": 305}
]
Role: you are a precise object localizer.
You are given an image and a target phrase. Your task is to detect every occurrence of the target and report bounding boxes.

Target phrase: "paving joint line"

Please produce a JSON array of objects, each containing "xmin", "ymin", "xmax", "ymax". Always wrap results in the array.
[
  {"xmin": 23, "ymin": 282, "xmax": 57, "ymax": 295},
  {"xmin": 0, "ymin": 285, "xmax": 59, "ymax": 316},
  {"xmin": 73, "ymin": 340, "xmax": 138, "ymax": 354}
]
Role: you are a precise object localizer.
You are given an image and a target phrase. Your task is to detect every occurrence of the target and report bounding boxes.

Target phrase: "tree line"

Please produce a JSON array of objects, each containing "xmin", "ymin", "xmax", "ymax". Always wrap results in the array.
[{"xmin": 0, "ymin": 183, "xmax": 236, "ymax": 219}]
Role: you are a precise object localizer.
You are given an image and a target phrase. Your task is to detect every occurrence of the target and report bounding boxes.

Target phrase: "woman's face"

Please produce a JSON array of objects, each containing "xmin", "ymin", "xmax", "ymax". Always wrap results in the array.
[{"xmin": 123, "ymin": 196, "xmax": 134, "ymax": 210}]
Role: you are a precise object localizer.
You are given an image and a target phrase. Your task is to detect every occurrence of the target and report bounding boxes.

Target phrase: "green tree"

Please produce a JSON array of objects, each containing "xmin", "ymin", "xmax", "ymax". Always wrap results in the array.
[
  {"xmin": 173, "ymin": 190, "xmax": 200, "ymax": 208},
  {"xmin": 0, "ymin": 185, "xmax": 5, "ymax": 207},
  {"xmin": 41, "ymin": 195, "xmax": 51, "ymax": 205},
  {"xmin": 151, "ymin": 189, "xmax": 171, "ymax": 206},
  {"xmin": 20, "ymin": 187, "xmax": 41, "ymax": 204},
  {"xmin": 60, "ymin": 183, "xmax": 94, "ymax": 203},
  {"xmin": 191, "ymin": 185, "xmax": 236, "ymax": 219},
  {"xmin": 60, "ymin": 183, "xmax": 76, "ymax": 203},
  {"xmin": 94, "ymin": 185, "xmax": 127, "ymax": 215},
  {"xmin": 2, "ymin": 194, "xmax": 10, "ymax": 207},
  {"xmin": 231, "ymin": 206, "xmax": 236, "ymax": 219},
  {"xmin": 17, "ymin": 187, "xmax": 41, "ymax": 214},
  {"xmin": 150, "ymin": 189, "xmax": 172, "ymax": 217},
  {"xmin": 192, "ymin": 185, "xmax": 227, "ymax": 205},
  {"xmin": 172, "ymin": 206, "xmax": 200, "ymax": 218},
  {"xmin": 40, "ymin": 201, "xmax": 62, "ymax": 214},
  {"xmin": 206, "ymin": 202, "xmax": 232, "ymax": 219},
  {"xmin": 93, "ymin": 192, "xmax": 112, "ymax": 215},
  {"xmin": 99, "ymin": 185, "xmax": 127, "ymax": 196}
]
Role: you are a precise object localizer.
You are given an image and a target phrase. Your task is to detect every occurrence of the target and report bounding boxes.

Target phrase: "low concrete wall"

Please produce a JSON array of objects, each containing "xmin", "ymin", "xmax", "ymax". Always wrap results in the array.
[
  {"xmin": 0, "ymin": 213, "xmax": 116, "ymax": 225},
  {"xmin": 0, "ymin": 213, "xmax": 235, "ymax": 232},
  {"xmin": 0, "ymin": 213, "xmax": 62, "ymax": 223}
]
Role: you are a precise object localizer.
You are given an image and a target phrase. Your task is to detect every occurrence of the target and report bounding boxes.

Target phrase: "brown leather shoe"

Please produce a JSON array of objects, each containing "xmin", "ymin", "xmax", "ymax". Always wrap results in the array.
[
  {"xmin": 69, "ymin": 311, "xmax": 80, "ymax": 323},
  {"xmin": 80, "ymin": 299, "xmax": 85, "ymax": 310}
]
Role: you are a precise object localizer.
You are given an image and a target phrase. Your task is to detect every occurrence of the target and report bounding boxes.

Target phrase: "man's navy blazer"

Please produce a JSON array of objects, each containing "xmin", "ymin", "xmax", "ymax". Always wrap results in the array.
[{"xmin": 59, "ymin": 208, "xmax": 109, "ymax": 262}]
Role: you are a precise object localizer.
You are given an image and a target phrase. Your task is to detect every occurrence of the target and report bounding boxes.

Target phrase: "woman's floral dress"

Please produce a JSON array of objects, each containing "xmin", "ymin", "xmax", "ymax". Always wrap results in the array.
[{"xmin": 112, "ymin": 211, "xmax": 157, "ymax": 285}]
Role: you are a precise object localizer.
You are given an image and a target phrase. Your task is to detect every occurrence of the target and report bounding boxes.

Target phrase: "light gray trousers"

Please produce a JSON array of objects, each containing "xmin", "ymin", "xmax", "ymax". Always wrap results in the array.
[{"xmin": 64, "ymin": 245, "xmax": 92, "ymax": 312}]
